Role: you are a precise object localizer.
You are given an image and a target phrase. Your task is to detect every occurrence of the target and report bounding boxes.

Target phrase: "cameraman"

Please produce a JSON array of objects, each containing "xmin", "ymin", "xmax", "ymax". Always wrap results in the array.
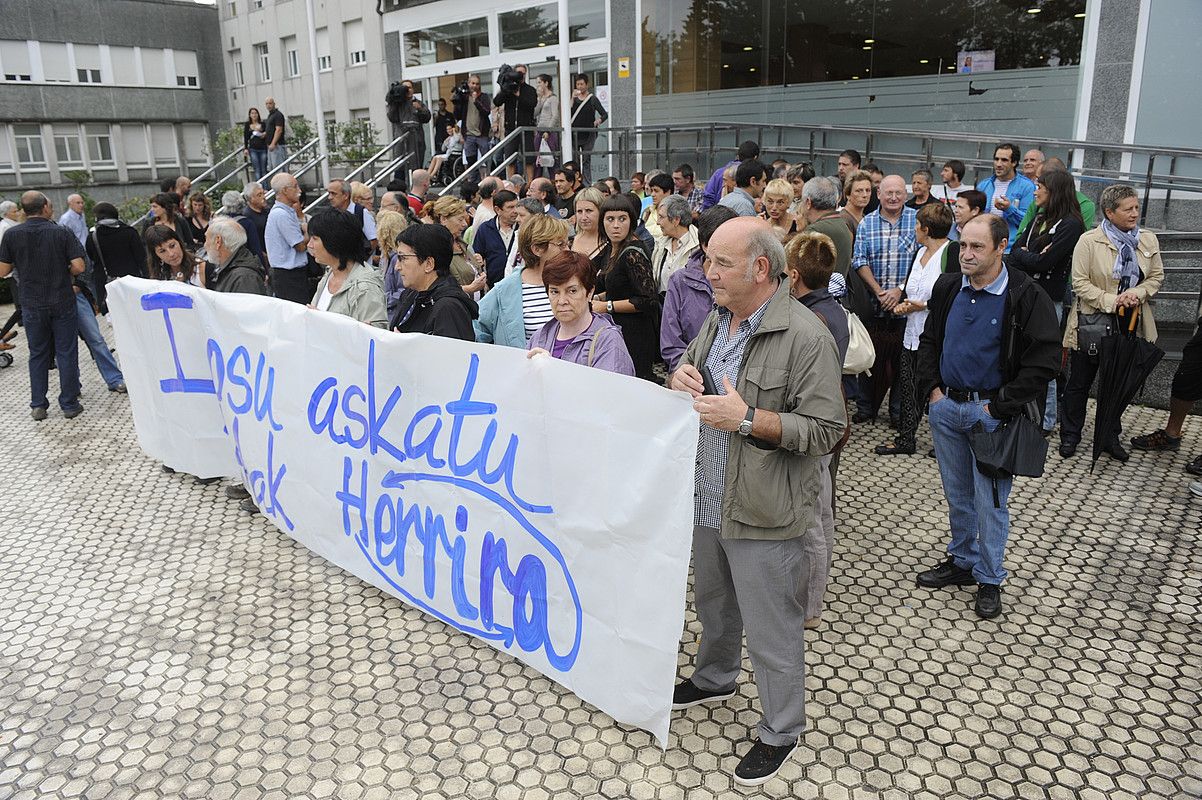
[
  {"xmin": 453, "ymin": 74, "xmax": 492, "ymax": 181},
  {"xmin": 492, "ymin": 64, "xmax": 537, "ymax": 182},
  {"xmin": 386, "ymin": 79, "xmax": 432, "ymax": 181}
]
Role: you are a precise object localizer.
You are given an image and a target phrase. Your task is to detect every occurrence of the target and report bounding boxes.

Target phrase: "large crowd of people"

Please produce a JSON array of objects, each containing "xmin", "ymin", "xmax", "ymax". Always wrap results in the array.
[{"xmin": 2, "ymin": 120, "xmax": 1201, "ymax": 787}]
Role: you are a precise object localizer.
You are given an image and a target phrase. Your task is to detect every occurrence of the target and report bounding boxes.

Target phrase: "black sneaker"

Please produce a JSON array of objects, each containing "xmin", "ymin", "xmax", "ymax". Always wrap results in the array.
[
  {"xmin": 1186, "ymin": 455, "xmax": 1202, "ymax": 477},
  {"xmin": 975, "ymin": 583, "xmax": 1002, "ymax": 619},
  {"xmin": 63, "ymin": 404, "xmax": 83, "ymax": 419},
  {"xmin": 1130, "ymin": 429, "xmax": 1181, "ymax": 452},
  {"xmin": 225, "ymin": 484, "xmax": 251, "ymax": 500},
  {"xmin": 31, "ymin": 407, "xmax": 48, "ymax": 421},
  {"xmin": 239, "ymin": 498, "xmax": 261, "ymax": 515},
  {"xmin": 1105, "ymin": 441, "xmax": 1130, "ymax": 462},
  {"xmin": 851, "ymin": 411, "xmax": 876, "ymax": 424},
  {"xmin": 916, "ymin": 557, "xmax": 976, "ymax": 589},
  {"xmin": 733, "ymin": 739, "xmax": 797, "ymax": 787},
  {"xmin": 671, "ymin": 679, "xmax": 735, "ymax": 710}
]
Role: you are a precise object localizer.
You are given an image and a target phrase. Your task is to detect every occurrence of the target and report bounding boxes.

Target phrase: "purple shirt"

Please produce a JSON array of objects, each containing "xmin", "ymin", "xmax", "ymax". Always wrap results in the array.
[
  {"xmin": 660, "ymin": 251, "xmax": 714, "ymax": 371},
  {"xmin": 701, "ymin": 160, "xmax": 738, "ymax": 210},
  {"xmin": 527, "ymin": 312, "xmax": 636, "ymax": 376}
]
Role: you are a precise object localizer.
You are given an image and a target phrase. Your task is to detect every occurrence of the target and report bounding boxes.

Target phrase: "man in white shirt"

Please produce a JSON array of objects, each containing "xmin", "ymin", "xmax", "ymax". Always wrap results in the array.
[
  {"xmin": 930, "ymin": 159, "xmax": 970, "ymax": 206},
  {"xmin": 326, "ymin": 178, "xmax": 377, "ymax": 251}
]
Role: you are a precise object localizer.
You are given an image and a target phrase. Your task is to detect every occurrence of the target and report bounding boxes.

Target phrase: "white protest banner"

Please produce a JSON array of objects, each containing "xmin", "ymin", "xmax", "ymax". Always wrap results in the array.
[{"xmin": 106, "ymin": 277, "xmax": 698, "ymax": 744}]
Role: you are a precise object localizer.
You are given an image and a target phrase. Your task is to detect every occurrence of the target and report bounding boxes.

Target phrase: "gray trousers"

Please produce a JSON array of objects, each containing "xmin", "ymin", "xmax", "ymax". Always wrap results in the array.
[
  {"xmin": 800, "ymin": 454, "xmax": 835, "ymax": 620},
  {"xmin": 690, "ymin": 524, "xmax": 808, "ymax": 746}
]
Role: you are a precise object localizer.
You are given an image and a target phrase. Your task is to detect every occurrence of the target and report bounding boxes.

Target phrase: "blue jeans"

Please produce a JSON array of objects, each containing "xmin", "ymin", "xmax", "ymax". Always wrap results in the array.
[
  {"xmin": 249, "ymin": 148, "xmax": 269, "ymax": 182},
  {"xmin": 463, "ymin": 135, "xmax": 491, "ymax": 172},
  {"xmin": 75, "ymin": 292, "xmax": 124, "ymax": 388},
  {"xmin": 928, "ymin": 397, "xmax": 1012, "ymax": 585},
  {"xmin": 1043, "ymin": 304, "xmax": 1063, "ymax": 431},
  {"xmin": 267, "ymin": 144, "xmax": 289, "ymax": 171},
  {"xmin": 24, "ymin": 298, "xmax": 81, "ymax": 411}
]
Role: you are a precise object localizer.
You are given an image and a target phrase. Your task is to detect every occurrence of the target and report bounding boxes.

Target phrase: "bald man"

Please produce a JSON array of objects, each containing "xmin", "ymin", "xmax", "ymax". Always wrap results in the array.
[
  {"xmin": 849, "ymin": 174, "xmax": 919, "ymax": 426},
  {"xmin": 264, "ymin": 96, "xmax": 288, "ymax": 170},
  {"xmin": 1021, "ymin": 149, "xmax": 1045, "ymax": 180}
]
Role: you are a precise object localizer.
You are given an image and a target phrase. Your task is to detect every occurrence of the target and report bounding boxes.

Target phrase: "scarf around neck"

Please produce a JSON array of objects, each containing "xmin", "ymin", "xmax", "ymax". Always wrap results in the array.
[{"xmin": 1101, "ymin": 219, "xmax": 1141, "ymax": 290}]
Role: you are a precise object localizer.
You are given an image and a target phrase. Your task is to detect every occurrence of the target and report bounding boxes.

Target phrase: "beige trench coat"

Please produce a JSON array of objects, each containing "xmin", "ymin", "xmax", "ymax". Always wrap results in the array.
[{"xmin": 1063, "ymin": 226, "xmax": 1164, "ymax": 349}]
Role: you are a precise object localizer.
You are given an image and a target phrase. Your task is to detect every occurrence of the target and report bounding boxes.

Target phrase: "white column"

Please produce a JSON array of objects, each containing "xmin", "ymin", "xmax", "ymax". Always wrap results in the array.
[
  {"xmin": 558, "ymin": 0, "xmax": 572, "ymax": 164},
  {"xmin": 304, "ymin": 0, "xmax": 328, "ymax": 184}
]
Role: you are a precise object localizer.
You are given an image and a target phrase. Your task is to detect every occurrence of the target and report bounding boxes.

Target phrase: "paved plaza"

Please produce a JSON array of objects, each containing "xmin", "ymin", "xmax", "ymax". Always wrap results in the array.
[{"xmin": 1, "ymin": 311, "xmax": 1200, "ymax": 800}]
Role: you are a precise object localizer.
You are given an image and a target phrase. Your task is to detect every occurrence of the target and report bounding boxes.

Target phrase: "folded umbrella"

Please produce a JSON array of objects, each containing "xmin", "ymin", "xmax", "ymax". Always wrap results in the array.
[
  {"xmin": 1090, "ymin": 306, "xmax": 1164, "ymax": 470},
  {"xmin": 968, "ymin": 401, "xmax": 1049, "ymax": 507}
]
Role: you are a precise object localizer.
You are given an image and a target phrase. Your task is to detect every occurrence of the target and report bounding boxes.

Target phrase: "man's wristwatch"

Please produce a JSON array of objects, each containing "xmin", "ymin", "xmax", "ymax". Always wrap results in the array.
[
  {"xmin": 607, "ymin": 300, "xmax": 615, "ymax": 314},
  {"xmin": 738, "ymin": 406, "xmax": 755, "ymax": 436}
]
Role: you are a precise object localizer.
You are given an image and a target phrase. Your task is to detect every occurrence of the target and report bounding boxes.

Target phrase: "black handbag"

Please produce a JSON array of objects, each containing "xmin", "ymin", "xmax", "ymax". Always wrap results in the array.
[
  {"xmin": 1077, "ymin": 308, "xmax": 1118, "ymax": 360},
  {"xmin": 968, "ymin": 400, "xmax": 1048, "ymax": 507}
]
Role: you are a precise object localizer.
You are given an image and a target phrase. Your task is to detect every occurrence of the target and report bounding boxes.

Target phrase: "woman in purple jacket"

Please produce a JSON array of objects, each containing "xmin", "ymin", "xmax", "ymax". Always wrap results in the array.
[
  {"xmin": 527, "ymin": 251, "xmax": 635, "ymax": 376},
  {"xmin": 659, "ymin": 205, "xmax": 737, "ymax": 370}
]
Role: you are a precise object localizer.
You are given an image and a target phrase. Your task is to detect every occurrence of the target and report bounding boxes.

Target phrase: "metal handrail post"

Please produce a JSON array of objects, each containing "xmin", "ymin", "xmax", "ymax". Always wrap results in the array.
[
  {"xmin": 437, "ymin": 127, "xmax": 526, "ymax": 198},
  {"xmin": 1141, "ymin": 153, "xmax": 1157, "ymax": 226},
  {"xmin": 264, "ymin": 154, "xmax": 327, "ymax": 202},
  {"xmin": 366, "ymin": 154, "xmax": 411, "ymax": 189},
  {"xmin": 339, "ymin": 133, "xmax": 407, "ymax": 184},
  {"xmin": 192, "ymin": 147, "xmax": 247, "ymax": 185},
  {"xmin": 209, "ymin": 137, "xmax": 319, "ymax": 197}
]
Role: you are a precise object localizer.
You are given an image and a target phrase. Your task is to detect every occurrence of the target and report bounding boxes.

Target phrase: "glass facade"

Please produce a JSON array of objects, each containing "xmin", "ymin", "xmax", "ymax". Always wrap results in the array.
[
  {"xmin": 404, "ymin": 18, "xmax": 489, "ymax": 67},
  {"xmin": 500, "ymin": 4, "xmax": 559, "ymax": 52},
  {"xmin": 643, "ymin": 0, "xmax": 1086, "ymax": 95}
]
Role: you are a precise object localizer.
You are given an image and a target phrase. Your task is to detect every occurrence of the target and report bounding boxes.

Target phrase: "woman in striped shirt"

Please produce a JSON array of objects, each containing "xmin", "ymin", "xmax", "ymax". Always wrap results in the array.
[{"xmin": 473, "ymin": 213, "xmax": 570, "ymax": 348}]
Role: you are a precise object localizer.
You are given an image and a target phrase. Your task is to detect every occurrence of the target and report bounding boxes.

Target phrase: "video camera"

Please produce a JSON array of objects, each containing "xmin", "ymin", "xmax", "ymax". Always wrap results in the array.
[
  {"xmin": 451, "ymin": 80, "xmax": 471, "ymax": 102},
  {"xmin": 497, "ymin": 63, "xmax": 523, "ymax": 95},
  {"xmin": 385, "ymin": 81, "xmax": 412, "ymax": 106}
]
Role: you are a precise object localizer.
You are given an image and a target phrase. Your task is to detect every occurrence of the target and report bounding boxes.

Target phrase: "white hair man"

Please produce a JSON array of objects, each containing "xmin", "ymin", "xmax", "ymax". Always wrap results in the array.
[
  {"xmin": 205, "ymin": 216, "xmax": 267, "ymax": 295},
  {"xmin": 669, "ymin": 216, "xmax": 845, "ymax": 786},
  {"xmin": 264, "ymin": 172, "xmax": 311, "ymax": 302}
]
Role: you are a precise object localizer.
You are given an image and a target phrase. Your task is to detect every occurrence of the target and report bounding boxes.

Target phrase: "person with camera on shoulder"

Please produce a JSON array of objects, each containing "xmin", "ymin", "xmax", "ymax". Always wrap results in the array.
[
  {"xmin": 386, "ymin": 79, "xmax": 432, "ymax": 181},
  {"xmin": 493, "ymin": 64, "xmax": 538, "ymax": 183}
]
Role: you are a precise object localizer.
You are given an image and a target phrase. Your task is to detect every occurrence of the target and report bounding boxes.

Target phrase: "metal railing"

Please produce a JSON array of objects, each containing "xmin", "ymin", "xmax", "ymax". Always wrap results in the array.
[
  {"xmin": 585, "ymin": 122, "xmax": 1202, "ymax": 226},
  {"xmin": 264, "ymin": 153, "xmax": 327, "ymax": 204},
  {"xmin": 301, "ymin": 132, "xmax": 412, "ymax": 212},
  {"xmin": 202, "ymin": 137, "xmax": 321, "ymax": 197},
  {"xmin": 191, "ymin": 147, "xmax": 247, "ymax": 186},
  {"xmin": 436, "ymin": 127, "xmax": 527, "ymax": 198}
]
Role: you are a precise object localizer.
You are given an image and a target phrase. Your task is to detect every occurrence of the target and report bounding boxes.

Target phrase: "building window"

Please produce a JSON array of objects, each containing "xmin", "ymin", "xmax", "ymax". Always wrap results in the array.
[
  {"xmin": 642, "ymin": 0, "xmax": 1087, "ymax": 95},
  {"xmin": 85, "ymin": 123, "xmax": 114, "ymax": 164},
  {"xmin": 121, "ymin": 125, "xmax": 149, "ymax": 166},
  {"xmin": 1, "ymin": 40, "xmax": 33, "ymax": 82},
  {"xmin": 109, "ymin": 46, "xmax": 139, "ymax": 84},
  {"xmin": 41, "ymin": 42, "xmax": 71, "ymax": 83},
  {"xmin": 568, "ymin": 0, "xmax": 605, "ymax": 42},
  {"xmin": 254, "ymin": 43, "xmax": 270, "ymax": 82},
  {"xmin": 77, "ymin": 68, "xmax": 102, "ymax": 83},
  {"xmin": 252, "ymin": 0, "xmax": 263, "ymax": 8},
  {"xmin": 500, "ymin": 4, "xmax": 558, "ymax": 52},
  {"xmin": 0, "ymin": 128, "xmax": 13, "ymax": 171},
  {"xmin": 227, "ymin": 0, "xmax": 237, "ymax": 17},
  {"xmin": 231, "ymin": 51, "xmax": 244, "ymax": 86},
  {"xmin": 53, "ymin": 125, "xmax": 84, "ymax": 168},
  {"xmin": 13, "ymin": 124, "xmax": 45, "ymax": 167},
  {"xmin": 149, "ymin": 124, "xmax": 177, "ymax": 166},
  {"xmin": 285, "ymin": 38, "xmax": 300, "ymax": 78},
  {"xmin": 181, "ymin": 124, "xmax": 208, "ymax": 166},
  {"xmin": 404, "ymin": 18, "xmax": 489, "ymax": 67},
  {"xmin": 141, "ymin": 48, "xmax": 167, "ymax": 86},
  {"xmin": 175, "ymin": 50, "xmax": 200, "ymax": 88},
  {"xmin": 74, "ymin": 43, "xmax": 103, "ymax": 84},
  {"xmin": 345, "ymin": 20, "xmax": 367, "ymax": 67},
  {"xmin": 316, "ymin": 28, "xmax": 331, "ymax": 72}
]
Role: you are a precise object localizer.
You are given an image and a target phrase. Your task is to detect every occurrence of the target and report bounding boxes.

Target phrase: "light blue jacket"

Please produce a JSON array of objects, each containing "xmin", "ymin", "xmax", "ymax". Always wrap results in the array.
[
  {"xmin": 976, "ymin": 173, "xmax": 1036, "ymax": 253},
  {"xmin": 473, "ymin": 266, "xmax": 529, "ymax": 348}
]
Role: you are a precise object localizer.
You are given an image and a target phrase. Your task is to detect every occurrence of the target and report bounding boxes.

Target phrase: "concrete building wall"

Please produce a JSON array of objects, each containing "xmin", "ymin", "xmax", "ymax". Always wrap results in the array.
[
  {"xmin": 220, "ymin": 0, "xmax": 390, "ymax": 154},
  {"xmin": 0, "ymin": 0, "xmax": 228, "ymax": 209}
]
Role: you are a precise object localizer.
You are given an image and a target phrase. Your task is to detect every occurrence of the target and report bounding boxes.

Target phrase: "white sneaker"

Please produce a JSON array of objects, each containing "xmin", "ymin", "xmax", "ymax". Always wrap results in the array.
[{"xmin": 1189, "ymin": 481, "xmax": 1202, "ymax": 498}]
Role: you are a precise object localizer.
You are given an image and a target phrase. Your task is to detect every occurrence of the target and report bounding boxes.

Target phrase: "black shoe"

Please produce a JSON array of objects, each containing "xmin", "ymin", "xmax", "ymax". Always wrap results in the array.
[
  {"xmin": 1104, "ymin": 441, "xmax": 1129, "ymax": 462},
  {"xmin": 926, "ymin": 447, "xmax": 936, "ymax": 459},
  {"xmin": 874, "ymin": 442, "xmax": 915, "ymax": 455},
  {"xmin": 196, "ymin": 476, "xmax": 221, "ymax": 485},
  {"xmin": 733, "ymin": 739, "xmax": 796, "ymax": 787},
  {"xmin": 671, "ymin": 679, "xmax": 735, "ymax": 710},
  {"xmin": 225, "ymin": 484, "xmax": 251, "ymax": 500},
  {"xmin": 1186, "ymin": 455, "xmax": 1202, "ymax": 477},
  {"xmin": 161, "ymin": 465, "xmax": 177, "ymax": 474},
  {"xmin": 975, "ymin": 583, "xmax": 1002, "ymax": 619},
  {"xmin": 63, "ymin": 404, "xmax": 83, "ymax": 419},
  {"xmin": 1130, "ymin": 429, "xmax": 1181, "ymax": 452},
  {"xmin": 851, "ymin": 411, "xmax": 876, "ymax": 424},
  {"xmin": 31, "ymin": 407, "xmax": 48, "ymax": 421},
  {"xmin": 1059, "ymin": 441, "xmax": 1078, "ymax": 458},
  {"xmin": 917, "ymin": 557, "xmax": 976, "ymax": 589},
  {"xmin": 239, "ymin": 498, "xmax": 261, "ymax": 515}
]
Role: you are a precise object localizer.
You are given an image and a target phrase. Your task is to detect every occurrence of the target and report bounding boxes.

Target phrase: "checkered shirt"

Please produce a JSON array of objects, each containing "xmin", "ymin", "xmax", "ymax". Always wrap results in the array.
[
  {"xmin": 694, "ymin": 297, "xmax": 772, "ymax": 530},
  {"xmin": 850, "ymin": 206, "xmax": 919, "ymax": 292},
  {"xmin": 680, "ymin": 187, "xmax": 705, "ymax": 216}
]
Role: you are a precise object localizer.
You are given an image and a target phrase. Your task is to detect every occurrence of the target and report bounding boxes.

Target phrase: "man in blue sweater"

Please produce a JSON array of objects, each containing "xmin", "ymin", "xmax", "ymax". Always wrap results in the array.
[{"xmin": 975, "ymin": 143, "xmax": 1035, "ymax": 253}]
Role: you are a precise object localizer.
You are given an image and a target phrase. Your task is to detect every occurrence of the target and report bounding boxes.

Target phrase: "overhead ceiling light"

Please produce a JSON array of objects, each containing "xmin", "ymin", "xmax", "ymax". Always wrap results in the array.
[
  {"xmin": 723, "ymin": 63, "xmax": 730, "ymax": 68},
  {"xmin": 1074, "ymin": 12, "xmax": 1085, "ymax": 17},
  {"xmin": 919, "ymin": 59, "xmax": 929, "ymax": 64},
  {"xmin": 947, "ymin": 65, "xmax": 955, "ymax": 70},
  {"xmin": 852, "ymin": 76, "xmax": 860, "ymax": 80},
  {"xmin": 864, "ymin": 38, "xmax": 875, "ymax": 44},
  {"xmin": 862, "ymin": 46, "xmax": 872, "ymax": 50},
  {"xmin": 1026, "ymin": 6, "xmax": 1041, "ymax": 12},
  {"xmin": 743, "ymin": 46, "xmax": 753, "ymax": 51},
  {"xmin": 749, "ymin": 67, "xmax": 757, "ymax": 72},
  {"xmin": 538, "ymin": 42, "xmax": 546, "ymax": 47}
]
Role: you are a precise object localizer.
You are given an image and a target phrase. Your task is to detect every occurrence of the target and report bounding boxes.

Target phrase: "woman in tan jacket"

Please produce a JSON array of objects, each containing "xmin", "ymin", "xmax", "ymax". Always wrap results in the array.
[{"xmin": 1059, "ymin": 184, "xmax": 1164, "ymax": 460}]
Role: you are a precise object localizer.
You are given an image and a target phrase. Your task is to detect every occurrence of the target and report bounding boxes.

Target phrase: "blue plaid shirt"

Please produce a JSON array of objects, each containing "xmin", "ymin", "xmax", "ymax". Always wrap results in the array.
[
  {"xmin": 850, "ymin": 206, "xmax": 918, "ymax": 293},
  {"xmin": 694, "ymin": 296, "xmax": 773, "ymax": 530}
]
